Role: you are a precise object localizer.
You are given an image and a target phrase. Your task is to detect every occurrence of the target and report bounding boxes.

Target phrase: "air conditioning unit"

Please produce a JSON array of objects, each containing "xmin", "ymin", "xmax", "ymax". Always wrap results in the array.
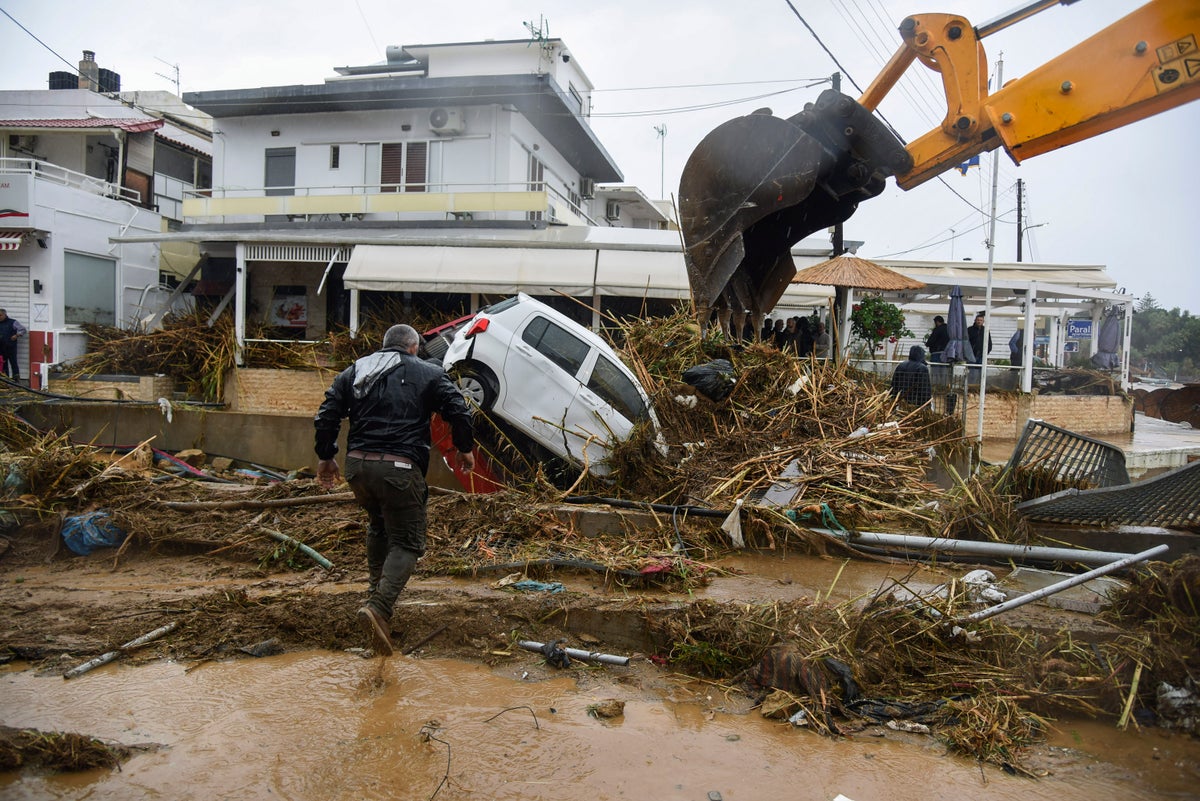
[
  {"xmin": 579, "ymin": 177, "xmax": 595, "ymax": 199},
  {"xmin": 429, "ymin": 107, "xmax": 465, "ymax": 136},
  {"xmin": 605, "ymin": 200, "xmax": 621, "ymax": 221}
]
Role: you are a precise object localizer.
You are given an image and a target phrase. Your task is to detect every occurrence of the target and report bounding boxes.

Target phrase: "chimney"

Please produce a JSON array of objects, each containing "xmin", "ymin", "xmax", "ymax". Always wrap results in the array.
[{"xmin": 78, "ymin": 50, "xmax": 99, "ymax": 91}]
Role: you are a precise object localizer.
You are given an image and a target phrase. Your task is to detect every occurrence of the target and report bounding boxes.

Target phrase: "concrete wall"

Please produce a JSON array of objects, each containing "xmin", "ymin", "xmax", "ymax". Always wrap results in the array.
[
  {"xmin": 965, "ymin": 392, "xmax": 1134, "ymax": 439},
  {"xmin": 19, "ymin": 401, "xmax": 341, "ymax": 474},
  {"xmin": 49, "ymin": 373, "xmax": 175, "ymax": 402}
]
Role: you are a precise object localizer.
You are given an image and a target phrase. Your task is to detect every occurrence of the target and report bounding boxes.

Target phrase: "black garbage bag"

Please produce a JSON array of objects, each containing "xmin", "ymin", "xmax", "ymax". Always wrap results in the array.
[{"xmin": 682, "ymin": 359, "xmax": 737, "ymax": 402}]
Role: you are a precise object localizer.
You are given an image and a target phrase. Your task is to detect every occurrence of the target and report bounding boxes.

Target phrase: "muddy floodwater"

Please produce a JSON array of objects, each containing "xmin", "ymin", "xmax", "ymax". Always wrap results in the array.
[{"xmin": 3, "ymin": 649, "xmax": 1198, "ymax": 801}]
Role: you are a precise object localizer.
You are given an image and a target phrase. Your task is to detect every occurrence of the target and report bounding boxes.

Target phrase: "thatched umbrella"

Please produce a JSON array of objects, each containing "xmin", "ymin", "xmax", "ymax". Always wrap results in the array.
[{"xmin": 790, "ymin": 255, "xmax": 925, "ymax": 359}]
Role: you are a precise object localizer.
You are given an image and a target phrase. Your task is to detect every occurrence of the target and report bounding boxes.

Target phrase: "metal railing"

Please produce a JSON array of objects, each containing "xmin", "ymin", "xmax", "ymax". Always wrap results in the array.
[{"xmin": 0, "ymin": 157, "xmax": 141, "ymax": 204}]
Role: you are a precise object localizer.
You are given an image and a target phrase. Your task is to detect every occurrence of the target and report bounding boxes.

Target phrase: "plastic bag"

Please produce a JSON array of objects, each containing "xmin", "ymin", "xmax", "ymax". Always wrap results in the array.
[
  {"xmin": 681, "ymin": 359, "xmax": 737, "ymax": 402},
  {"xmin": 61, "ymin": 511, "xmax": 126, "ymax": 556}
]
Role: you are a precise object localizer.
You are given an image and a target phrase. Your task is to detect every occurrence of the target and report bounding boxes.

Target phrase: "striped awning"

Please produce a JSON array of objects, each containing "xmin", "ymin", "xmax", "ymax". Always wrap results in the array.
[{"xmin": 0, "ymin": 232, "xmax": 24, "ymax": 252}]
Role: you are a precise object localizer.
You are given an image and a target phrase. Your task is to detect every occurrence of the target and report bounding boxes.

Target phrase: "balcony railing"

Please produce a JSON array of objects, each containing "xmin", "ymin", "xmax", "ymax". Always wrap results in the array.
[
  {"xmin": 0, "ymin": 157, "xmax": 142, "ymax": 204},
  {"xmin": 182, "ymin": 181, "xmax": 596, "ymax": 225}
]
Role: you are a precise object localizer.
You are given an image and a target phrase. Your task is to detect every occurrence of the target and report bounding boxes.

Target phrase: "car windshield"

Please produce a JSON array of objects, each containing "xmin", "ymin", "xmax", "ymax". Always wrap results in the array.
[{"xmin": 588, "ymin": 353, "xmax": 648, "ymax": 423}]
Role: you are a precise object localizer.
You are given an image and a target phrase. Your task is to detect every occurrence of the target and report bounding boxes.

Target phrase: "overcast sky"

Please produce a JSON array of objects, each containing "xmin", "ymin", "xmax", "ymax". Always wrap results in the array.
[{"xmin": 2, "ymin": 0, "xmax": 1197, "ymax": 311}]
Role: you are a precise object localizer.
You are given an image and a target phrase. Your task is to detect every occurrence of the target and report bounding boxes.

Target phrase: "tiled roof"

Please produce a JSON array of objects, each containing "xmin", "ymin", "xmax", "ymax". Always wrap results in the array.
[{"xmin": 0, "ymin": 118, "xmax": 164, "ymax": 133}]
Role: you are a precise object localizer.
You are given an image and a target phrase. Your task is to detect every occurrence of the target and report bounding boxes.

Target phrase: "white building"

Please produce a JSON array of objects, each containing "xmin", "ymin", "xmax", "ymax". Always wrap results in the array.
[{"xmin": 0, "ymin": 51, "xmax": 213, "ymax": 384}]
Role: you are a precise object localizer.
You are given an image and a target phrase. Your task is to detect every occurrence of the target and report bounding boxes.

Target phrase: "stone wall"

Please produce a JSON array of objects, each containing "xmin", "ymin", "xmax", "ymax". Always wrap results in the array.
[
  {"xmin": 48, "ymin": 373, "xmax": 175, "ymax": 402},
  {"xmin": 964, "ymin": 392, "xmax": 1134, "ymax": 439},
  {"xmin": 224, "ymin": 368, "xmax": 335, "ymax": 416}
]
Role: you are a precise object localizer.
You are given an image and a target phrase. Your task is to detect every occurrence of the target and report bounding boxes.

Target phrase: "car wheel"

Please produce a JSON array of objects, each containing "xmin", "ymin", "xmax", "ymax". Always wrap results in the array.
[{"xmin": 452, "ymin": 363, "xmax": 499, "ymax": 410}]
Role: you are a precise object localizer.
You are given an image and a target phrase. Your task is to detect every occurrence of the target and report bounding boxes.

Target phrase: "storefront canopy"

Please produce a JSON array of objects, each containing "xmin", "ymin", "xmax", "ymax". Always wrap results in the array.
[{"xmin": 344, "ymin": 242, "xmax": 694, "ymax": 299}]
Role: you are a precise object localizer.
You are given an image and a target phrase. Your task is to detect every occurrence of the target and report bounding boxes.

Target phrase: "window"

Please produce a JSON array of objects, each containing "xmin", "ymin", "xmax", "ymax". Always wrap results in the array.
[
  {"xmin": 521, "ymin": 316, "xmax": 590, "ymax": 378},
  {"xmin": 64, "ymin": 252, "xmax": 116, "ymax": 326},
  {"xmin": 567, "ymin": 83, "xmax": 584, "ymax": 115},
  {"xmin": 381, "ymin": 141, "xmax": 428, "ymax": 192},
  {"xmin": 588, "ymin": 354, "xmax": 648, "ymax": 423},
  {"xmin": 527, "ymin": 153, "xmax": 545, "ymax": 221},
  {"xmin": 329, "ymin": 145, "xmax": 340, "ymax": 169}
]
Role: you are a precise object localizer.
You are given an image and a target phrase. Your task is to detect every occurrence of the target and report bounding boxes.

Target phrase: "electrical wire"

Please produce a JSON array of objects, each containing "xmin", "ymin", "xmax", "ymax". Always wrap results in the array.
[{"xmin": 0, "ymin": 6, "xmax": 80, "ymax": 76}]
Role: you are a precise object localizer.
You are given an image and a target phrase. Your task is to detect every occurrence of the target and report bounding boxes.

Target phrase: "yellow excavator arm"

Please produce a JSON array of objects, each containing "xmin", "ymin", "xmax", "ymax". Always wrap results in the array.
[
  {"xmin": 874, "ymin": 0, "xmax": 1200, "ymax": 189},
  {"xmin": 679, "ymin": 0, "xmax": 1200, "ymax": 333}
]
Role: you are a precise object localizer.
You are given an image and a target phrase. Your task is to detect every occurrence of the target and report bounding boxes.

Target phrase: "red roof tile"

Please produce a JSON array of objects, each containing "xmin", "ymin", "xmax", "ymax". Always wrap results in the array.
[{"xmin": 0, "ymin": 118, "xmax": 164, "ymax": 133}]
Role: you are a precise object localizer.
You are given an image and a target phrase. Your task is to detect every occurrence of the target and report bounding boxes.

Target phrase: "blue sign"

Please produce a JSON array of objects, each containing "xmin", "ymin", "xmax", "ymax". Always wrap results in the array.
[{"xmin": 1066, "ymin": 319, "xmax": 1093, "ymax": 339}]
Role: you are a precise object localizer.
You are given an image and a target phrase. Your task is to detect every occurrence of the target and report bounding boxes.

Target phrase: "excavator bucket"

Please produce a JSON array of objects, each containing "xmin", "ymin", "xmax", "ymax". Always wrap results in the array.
[{"xmin": 679, "ymin": 89, "xmax": 912, "ymax": 333}]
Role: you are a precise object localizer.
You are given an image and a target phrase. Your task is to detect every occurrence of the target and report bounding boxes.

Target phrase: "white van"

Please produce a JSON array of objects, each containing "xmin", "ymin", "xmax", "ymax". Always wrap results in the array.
[{"xmin": 442, "ymin": 294, "xmax": 661, "ymax": 476}]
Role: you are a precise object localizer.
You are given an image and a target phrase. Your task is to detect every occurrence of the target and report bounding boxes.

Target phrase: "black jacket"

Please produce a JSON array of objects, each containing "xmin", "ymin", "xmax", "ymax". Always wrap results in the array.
[
  {"xmin": 967, "ymin": 324, "xmax": 992, "ymax": 364},
  {"xmin": 891, "ymin": 347, "xmax": 932, "ymax": 406},
  {"xmin": 313, "ymin": 348, "xmax": 474, "ymax": 473},
  {"xmin": 925, "ymin": 323, "xmax": 949, "ymax": 355}
]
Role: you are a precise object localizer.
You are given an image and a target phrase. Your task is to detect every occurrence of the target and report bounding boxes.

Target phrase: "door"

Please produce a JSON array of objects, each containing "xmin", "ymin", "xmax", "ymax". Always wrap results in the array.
[
  {"xmin": 502, "ymin": 313, "xmax": 587, "ymax": 461},
  {"xmin": 264, "ymin": 148, "xmax": 295, "ymax": 222}
]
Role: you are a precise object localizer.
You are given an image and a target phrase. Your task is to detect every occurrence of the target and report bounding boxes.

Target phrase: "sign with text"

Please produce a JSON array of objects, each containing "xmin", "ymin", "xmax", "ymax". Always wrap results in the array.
[{"xmin": 1066, "ymin": 319, "xmax": 1093, "ymax": 339}]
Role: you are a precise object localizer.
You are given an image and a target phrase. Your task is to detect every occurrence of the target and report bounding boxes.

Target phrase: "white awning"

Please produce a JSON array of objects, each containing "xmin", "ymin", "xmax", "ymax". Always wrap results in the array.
[
  {"xmin": 344, "ymin": 242, "xmax": 838, "ymax": 303},
  {"xmin": 0, "ymin": 232, "xmax": 23, "ymax": 252},
  {"xmin": 344, "ymin": 245, "xmax": 599, "ymax": 295}
]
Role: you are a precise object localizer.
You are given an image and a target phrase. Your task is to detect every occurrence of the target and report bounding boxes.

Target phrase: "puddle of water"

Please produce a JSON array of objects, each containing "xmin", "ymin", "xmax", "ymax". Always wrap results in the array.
[{"xmin": 3, "ymin": 652, "xmax": 1195, "ymax": 801}]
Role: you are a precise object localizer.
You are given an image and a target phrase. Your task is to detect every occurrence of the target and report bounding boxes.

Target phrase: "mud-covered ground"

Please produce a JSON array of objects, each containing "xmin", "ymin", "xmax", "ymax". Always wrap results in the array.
[{"xmin": 1, "ymin": 475, "xmax": 1198, "ymax": 787}]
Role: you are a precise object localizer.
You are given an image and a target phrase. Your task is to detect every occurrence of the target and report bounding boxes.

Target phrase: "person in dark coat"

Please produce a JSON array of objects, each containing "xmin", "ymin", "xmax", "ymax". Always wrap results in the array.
[
  {"xmin": 0, "ymin": 309, "xmax": 27, "ymax": 381},
  {"xmin": 924, "ymin": 315, "xmax": 949, "ymax": 363},
  {"xmin": 761, "ymin": 318, "xmax": 774, "ymax": 342},
  {"xmin": 314, "ymin": 323, "xmax": 475, "ymax": 656},
  {"xmin": 796, "ymin": 317, "xmax": 814, "ymax": 357},
  {"xmin": 967, "ymin": 313, "xmax": 992, "ymax": 365},
  {"xmin": 890, "ymin": 345, "xmax": 932, "ymax": 406}
]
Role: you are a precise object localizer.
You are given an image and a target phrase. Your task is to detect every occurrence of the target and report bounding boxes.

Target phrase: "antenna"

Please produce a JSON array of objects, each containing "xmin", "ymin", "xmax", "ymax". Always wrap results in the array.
[
  {"xmin": 654, "ymin": 124, "xmax": 667, "ymax": 199},
  {"xmin": 154, "ymin": 57, "xmax": 180, "ymax": 95},
  {"xmin": 523, "ymin": 15, "xmax": 555, "ymax": 68}
]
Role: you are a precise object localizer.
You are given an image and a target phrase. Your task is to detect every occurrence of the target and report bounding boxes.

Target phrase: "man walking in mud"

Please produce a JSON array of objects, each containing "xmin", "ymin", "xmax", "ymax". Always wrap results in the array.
[{"xmin": 314, "ymin": 324, "xmax": 474, "ymax": 656}]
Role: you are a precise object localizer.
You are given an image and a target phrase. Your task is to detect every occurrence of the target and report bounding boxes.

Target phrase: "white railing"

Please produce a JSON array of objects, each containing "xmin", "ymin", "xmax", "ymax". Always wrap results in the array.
[{"xmin": 0, "ymin": 157, "xmax": 142, "ymax": 204}]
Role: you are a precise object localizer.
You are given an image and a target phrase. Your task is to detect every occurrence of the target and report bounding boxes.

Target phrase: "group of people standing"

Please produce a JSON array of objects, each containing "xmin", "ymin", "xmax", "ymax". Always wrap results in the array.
[
  {"xmin": 760, "ymin": 315, "xmax": 831, "ymax": 359},
  {"xmin": 892, "ymin": 310, "xmax": 998, "ymax": 408}
]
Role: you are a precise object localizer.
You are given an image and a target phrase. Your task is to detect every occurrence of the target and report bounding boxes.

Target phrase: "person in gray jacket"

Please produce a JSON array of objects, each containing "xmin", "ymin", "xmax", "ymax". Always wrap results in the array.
[{"xmin": 314, "ymin": 324, "xmax": 474, "ymax": 656}]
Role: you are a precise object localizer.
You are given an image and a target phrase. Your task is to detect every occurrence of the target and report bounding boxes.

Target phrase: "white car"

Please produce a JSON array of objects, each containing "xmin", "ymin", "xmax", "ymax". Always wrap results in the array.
[{"xmin": 442, "ymin": 293, "xmax": 661, "ymax": 476}]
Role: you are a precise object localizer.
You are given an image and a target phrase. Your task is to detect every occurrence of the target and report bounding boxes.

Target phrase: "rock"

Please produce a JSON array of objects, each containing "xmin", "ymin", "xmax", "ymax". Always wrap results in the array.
[
  {"xmin": 588, "ymin": 699, "xmax": 625, "ymax": 718},
  {"xmin": 175, "ymin": 449, "xmax": 207, "ymax": 468},
  {"xmin": 210, "ymin": 457, "xmax": 234, "ymax": 471}
]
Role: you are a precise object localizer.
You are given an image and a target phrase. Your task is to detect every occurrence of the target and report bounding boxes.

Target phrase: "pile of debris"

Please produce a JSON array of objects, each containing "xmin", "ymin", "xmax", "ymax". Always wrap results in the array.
[{"xmin": 2, "ymin": 310, "xmax": 1195, "ymax": 772}]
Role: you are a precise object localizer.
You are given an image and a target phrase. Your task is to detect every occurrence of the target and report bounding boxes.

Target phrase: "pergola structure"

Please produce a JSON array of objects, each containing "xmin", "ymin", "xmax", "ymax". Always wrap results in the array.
[
  {"xmin": 790, "ymin": 259, "xmax": 1134, "ymax": 390},
  {"xmin": 114, "ymin": 226, "xmax": 1132, "ymax": 388}
]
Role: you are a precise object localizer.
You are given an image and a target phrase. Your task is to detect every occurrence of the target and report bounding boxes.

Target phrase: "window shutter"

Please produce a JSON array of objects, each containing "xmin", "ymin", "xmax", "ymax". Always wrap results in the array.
[
  {"xmin": 405, "ymin": 142, "xmax": 428, "ymax": 192},
  {"xmin": 380, "ymin": 143, "xmax": 404, "ymax": 192}
]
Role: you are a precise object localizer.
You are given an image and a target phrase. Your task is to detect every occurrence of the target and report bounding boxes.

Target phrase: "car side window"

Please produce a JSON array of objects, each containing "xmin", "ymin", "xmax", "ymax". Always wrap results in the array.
[
  {"xmin": 587, "ymin": 354, "xmax": 648, "ymax": 423},
  {"xmin": 522, "ymin": 316, "xmax": 590, "ymax": 378}
]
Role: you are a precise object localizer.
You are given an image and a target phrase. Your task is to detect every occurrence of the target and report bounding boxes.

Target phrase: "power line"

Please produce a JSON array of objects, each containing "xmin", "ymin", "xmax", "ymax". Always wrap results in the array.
[{"xmin": 0, "ymin": 6, "xmax": 80, "ymax": 76}]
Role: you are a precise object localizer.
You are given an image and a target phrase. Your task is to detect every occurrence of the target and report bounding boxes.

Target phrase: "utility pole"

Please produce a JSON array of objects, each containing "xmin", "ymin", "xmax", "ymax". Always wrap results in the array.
[
  {"xmin": 654, "ymin": 124, "xmax": 667, "ymax": 199},
  {"xmin": 831, "ymin": 72, "xmax": 844, "ymax": 256},
  {"xmin": 1016, "ymin": 178, "xmax": 1024, "ymax": 262}
]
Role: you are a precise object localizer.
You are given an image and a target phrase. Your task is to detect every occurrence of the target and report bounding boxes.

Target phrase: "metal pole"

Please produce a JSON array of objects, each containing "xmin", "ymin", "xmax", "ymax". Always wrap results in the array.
[
  {"xmin": 813, "ymin": 529, "xmax": 1147, "ymax": 567},
  {"xmin": 964, "ymin": 544, "xmax": 1168, "ymax": 622},
  {"xmin": 518, "ymin": 640, "xmax": 630, "ymax": 666},
  {"xmin": 976, "ymin": 54, "xmax": 1003, "ymax": 442}
]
